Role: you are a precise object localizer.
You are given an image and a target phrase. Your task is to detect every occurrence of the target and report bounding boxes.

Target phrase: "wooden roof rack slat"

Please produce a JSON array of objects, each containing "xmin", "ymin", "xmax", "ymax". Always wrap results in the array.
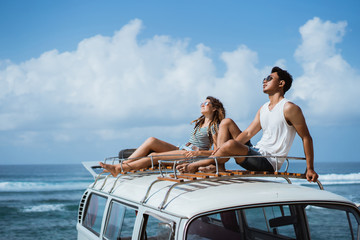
[
  {"xmin": 157, "ymin": 177, "xmax": 184, "ymax": 183},
  {"xmin": 169, "ymin": 174, "xmax": 197, "ymax": 180}
]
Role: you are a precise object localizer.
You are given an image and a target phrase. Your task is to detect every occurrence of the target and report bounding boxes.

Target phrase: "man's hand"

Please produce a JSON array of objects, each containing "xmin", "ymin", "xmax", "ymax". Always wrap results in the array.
[{"xmin": 306, "ymin": 169, "xmax": 319, "ymax": 182}]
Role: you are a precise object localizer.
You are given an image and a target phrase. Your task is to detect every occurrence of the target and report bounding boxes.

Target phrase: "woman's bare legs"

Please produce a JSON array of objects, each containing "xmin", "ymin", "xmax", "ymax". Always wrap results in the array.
[
  {"xmin": 126, "ymin": 137, "xmax": 178, "ymax": 162},
  {"xmin": 100, "ymin": 137, "xmax": 179, "ymax": 176},
  {"xmin": 100, "ymin": 150, "xmax": 188, "ymax": 177},
  {"xmin": 126, "ymin": 151, "xmax": 186, "ymax": 170}
]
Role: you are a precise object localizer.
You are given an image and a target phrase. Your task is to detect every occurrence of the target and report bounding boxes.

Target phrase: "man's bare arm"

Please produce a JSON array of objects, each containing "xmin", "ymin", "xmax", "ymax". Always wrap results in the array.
[
  {"xmin": 284, "ymin": 102, "xmax": 318, "ymax": 182},
  {"xmin": 235, "ymin": 108, "xmax": 262, "ymax": 144}
]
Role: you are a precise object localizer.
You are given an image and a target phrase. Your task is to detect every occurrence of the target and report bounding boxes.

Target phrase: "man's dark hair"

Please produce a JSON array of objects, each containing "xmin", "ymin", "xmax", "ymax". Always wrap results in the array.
[{"xmin": 271, "ymin": 66, "xmax": 293, "ymax": 94}]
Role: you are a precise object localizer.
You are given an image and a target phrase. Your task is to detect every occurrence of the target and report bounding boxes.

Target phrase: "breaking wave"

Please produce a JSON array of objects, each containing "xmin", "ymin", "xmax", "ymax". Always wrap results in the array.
[
  {"xmin": 318, "ymin": 172, "xmax": 360, "ymax": 185},
  {"xmin": 287, "ymin": 172, "xmax": 360, "ymax": 186},
  {"xmin": 1, "ymin": 173, "xmax": 359, "ymax": 193},
  {"xmin": 0, "ymin": 181, "xmax": 91, "ymax": 192},
  {"xmin": 22, "ymin": 204, "xmax": 67, "ymax": 213}
]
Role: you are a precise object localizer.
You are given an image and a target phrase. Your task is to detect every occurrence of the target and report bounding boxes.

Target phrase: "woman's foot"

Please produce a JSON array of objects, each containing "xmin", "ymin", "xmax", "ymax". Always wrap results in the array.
[
  {"xmin": 198, "ymin": 164, "xmax": 225, "ymax": 173},
  {"xmin": 99, "ymin": 162, "xmax": 120, "ymax": 177},
  {"xmin": 198, "ymin": 164, "xmax": 216, "ymax": 173},
  {"xmin": 176, "ymin": 162, "xmax": 198, "ymax": 173}
]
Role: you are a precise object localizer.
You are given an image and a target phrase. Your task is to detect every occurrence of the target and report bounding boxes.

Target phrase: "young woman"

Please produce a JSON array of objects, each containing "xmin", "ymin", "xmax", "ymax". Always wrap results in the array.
[{"xmin": 100, "ymin": 96, "xmax": 226, "ymax": 176}]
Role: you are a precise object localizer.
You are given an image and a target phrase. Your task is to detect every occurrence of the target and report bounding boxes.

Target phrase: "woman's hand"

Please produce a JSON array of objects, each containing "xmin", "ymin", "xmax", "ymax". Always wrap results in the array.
[
  {"xmin": 184, "ymin": 151, "xmax": 200, "ymax": 159},
  {"xmin": 211, "ymin": 147, "xmax": 220, "ymax": 155}
]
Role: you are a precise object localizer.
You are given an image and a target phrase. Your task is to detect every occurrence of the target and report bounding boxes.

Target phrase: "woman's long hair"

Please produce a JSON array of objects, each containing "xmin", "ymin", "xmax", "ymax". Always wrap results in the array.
[{"xmin": 191, "ymin": 96, "xmax": 226, "ymax": 145}]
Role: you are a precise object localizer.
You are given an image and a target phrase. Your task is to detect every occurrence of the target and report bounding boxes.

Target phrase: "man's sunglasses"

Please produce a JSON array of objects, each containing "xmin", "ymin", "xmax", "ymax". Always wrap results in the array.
[{"xmin": 263, "ymin": 75, "xmax": 273, "ymax": 83}]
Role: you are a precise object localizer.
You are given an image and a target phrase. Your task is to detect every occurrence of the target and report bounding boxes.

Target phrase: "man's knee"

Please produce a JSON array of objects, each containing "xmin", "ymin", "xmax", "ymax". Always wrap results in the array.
[
  {"xmin": 146, "ymin": 137, "xmax": 159, "ymax": 144},
  {"xmin": 220, "ymin": 118, "xmax": 236, "ymax": 128},
  {"xmin": 221, "ymin": 139, "xmax": 248, "ymax": 155},
  {"xmin": 221, "ymin": 139, "xmax": 238, "ymax": 153},
  {"xmin": 219, "ymin": 118, "xmax": 238, "ymax": 134}
]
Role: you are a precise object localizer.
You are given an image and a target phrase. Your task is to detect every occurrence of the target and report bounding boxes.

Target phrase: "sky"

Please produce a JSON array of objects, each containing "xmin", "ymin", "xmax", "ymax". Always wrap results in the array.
[{"xmin": 0, "ymin": 0, "xmax": 359, "ymax": 166}]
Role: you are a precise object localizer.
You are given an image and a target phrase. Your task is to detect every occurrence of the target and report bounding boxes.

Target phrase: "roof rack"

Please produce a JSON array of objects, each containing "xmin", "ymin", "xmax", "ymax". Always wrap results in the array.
[
  {"xmin": 86, "ymin": 153, "xmax": 323, "ymax": 210},
  {"xmin": 152, "ymin": 170, "xmax": 321, "ymax": 210},
  {"xmin": 150, "ymin": 155, "xmax": 323, "ymax": 209}
]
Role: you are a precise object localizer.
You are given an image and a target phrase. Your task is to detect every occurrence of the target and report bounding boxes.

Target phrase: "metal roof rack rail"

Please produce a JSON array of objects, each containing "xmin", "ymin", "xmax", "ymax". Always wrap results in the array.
[
  {"xmin": 90, "ymin": 154, "xmax": 181, "ymax": 191},
  {"xmin": 88, "ymin": 153, "xmax": 323, "ymax": 210},
  {"xmin": 140, "ymin": 155, "xmax": 324, "ymax": 209}
]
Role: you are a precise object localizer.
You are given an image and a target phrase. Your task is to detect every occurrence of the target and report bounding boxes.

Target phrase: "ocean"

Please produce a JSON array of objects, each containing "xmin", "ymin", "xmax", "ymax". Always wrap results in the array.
[{"xmin": 0, "ymin": 162, "xmax": 359, "ymax": 240}]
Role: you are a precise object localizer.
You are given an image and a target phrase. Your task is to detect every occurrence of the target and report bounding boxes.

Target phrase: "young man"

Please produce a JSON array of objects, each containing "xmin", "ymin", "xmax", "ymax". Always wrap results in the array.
[{"xmin": 177, "ymin": 66, "xmax": 318, "ymax": 182}]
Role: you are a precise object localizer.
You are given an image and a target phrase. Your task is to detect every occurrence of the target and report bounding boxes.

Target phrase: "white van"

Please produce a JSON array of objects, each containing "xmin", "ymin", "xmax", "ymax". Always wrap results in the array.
[{"xmin": 77, "ymin": 154, "xmax": 360, "ymax": 240}]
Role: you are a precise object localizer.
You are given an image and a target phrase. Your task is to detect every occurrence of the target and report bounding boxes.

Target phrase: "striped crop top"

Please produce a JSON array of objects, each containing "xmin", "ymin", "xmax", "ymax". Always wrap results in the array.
[{"xmin": 187, "ymin": 125, "xmax": 217, "ymax": 150}]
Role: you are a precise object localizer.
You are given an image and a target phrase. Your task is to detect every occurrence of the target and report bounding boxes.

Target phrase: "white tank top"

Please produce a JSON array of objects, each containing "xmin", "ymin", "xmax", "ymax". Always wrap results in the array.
[{"xmin": 255, "ymin": 98, "xmax": 296, "ymax": 171}]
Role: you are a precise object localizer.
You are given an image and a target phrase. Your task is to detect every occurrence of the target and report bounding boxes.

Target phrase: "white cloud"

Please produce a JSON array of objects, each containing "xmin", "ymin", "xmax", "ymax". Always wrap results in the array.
[
  {"xmin": 0, "ymin": 20, "xmax": 210, "ymax": 129},
  {"xmin": 95, "ymin": 124, "xmax": 190, "ymax": 144},
  {"xmin": 0, "ymin": 19, "xmax": 263, "ymax": 145},
  {"xmin": 214, "ymin": 45, "xmax": 263, "ymax": 119},
  {"xmin": 1, "ymin": 17, "xmax": 358, "ymax": 149},
  {"xmin": 291, "ymin": 17, "xmax": 360, "ymax": 123}
]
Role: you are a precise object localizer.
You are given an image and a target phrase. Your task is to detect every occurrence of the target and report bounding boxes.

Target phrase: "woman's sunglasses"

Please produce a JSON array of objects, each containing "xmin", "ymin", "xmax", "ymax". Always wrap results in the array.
[{"xmin": 200, "ymin": 102, "xmax": 211, "ymax": 107}]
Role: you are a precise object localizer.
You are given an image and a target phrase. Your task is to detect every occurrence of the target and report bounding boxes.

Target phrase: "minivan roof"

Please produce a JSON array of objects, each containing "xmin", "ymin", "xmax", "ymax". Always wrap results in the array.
[{"xmin": 90, "ymin": 172, "xmax": 352, "ymax": 218}]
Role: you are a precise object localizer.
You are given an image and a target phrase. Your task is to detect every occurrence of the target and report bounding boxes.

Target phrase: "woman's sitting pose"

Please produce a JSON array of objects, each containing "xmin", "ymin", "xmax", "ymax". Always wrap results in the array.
[{"xmin": 100, "ymin": 96, "xmax": 226, "ymax": 176}]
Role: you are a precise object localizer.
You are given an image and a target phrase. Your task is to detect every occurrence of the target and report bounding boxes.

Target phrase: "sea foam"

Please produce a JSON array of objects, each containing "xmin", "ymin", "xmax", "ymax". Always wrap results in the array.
[
  {"xmin": 1, "ymin": 173, "xmax": 359, "ymax": 192},
  {"xmin": 22, "ymin": 204, "xmax": 66, "ymax": 213},
  {"xmin": 318, "ymin": 172, "xmax": 360, "ymax": 185},
  {"xmin": 0, "ymin": 181, "xmax": 91, "ymax": 192},
  {"xmin": 284, "ymin": 172, "xmax": 360, "ymax": 186}
]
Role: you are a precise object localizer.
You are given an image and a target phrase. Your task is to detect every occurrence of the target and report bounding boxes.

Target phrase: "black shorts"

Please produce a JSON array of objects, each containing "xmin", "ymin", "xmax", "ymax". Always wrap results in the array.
[{"xmin": 238, "ymin": 147, "xmax": 274, "ymax": 172}]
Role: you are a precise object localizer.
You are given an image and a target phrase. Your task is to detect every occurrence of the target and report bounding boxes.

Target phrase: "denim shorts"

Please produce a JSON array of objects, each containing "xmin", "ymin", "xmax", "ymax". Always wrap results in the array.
[{"xmin": 238, "ymin": 147, "xmax": 274, "ymax": 172}]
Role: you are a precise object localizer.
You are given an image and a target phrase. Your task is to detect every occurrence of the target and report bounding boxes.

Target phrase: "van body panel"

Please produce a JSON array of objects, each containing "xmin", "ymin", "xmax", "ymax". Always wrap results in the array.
[
  {"xmin": 78, "ymin": 170, "xmax": 360, "ymax": 240},
  {"xmin": 90, "ymin": 174, "xmax": 352, "ymax": 218}
]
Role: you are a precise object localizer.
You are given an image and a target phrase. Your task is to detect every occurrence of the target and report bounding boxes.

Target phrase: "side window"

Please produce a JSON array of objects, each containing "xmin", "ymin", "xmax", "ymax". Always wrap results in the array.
[
  {"xmin": 305, "ymin": 205, "xmax": 360, "ymax": 240},
  {"xmin": 243, "ymin": 207, "xmax": 268, "ymax": 231},
  {"xmin": 83, "ymin": 193, "xmax": 107, "ymax": 235},
  {"xmin": 187, "ymin": 210, "xmax": 242, "ymax": 240},
  {"xmin": 244, "ymin": 205, "xmax": 297, "ymax": 239},
  {"xmin": 141, "ymin": 214, "xmax": 175, "ymax": 240},
  {"xmin": 187, "ymin": 204, "xmax": 360, "ymax": 240},
  {"xmin": 187, "ymin": 206, "xmax": 299, "ymax": 240},
  {"xmin": 104, "ymin": 201, "xmax": 137, "ymax": 240}
]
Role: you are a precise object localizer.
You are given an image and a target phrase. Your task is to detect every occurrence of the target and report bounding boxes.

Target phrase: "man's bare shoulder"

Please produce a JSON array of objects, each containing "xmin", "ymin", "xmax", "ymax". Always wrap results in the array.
[
  {"xmin": 284, "ymin": 101, "xmax": 305, "ymax": 123},
  {"xmin": 284, "ymin": 101, "xmax": 302, "ymax": 114}
]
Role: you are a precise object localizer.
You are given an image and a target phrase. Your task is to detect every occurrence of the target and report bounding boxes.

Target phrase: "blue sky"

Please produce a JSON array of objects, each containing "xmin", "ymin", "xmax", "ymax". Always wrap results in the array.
[{"xmin": 0, "ymin": 0, "xmax": 359, "ymax": 166}]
